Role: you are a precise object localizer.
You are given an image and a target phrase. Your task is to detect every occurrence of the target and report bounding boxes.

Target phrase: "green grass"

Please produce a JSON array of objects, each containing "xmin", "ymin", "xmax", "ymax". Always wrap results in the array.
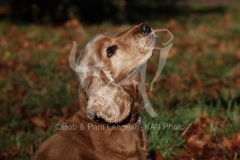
[
  {"xmin": 1, "ymin": 4, "xmax": 240, "ymax": 160},
  {"xmin": 143, "ymin": 101, "xmax": 240, "ymax": 158}
]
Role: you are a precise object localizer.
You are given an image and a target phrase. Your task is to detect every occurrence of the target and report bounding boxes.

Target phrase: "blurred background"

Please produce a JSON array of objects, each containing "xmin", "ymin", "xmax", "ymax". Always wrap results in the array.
[{"xmin": 0, "ymin": 0, "xmax": 240, "ymax": 159}]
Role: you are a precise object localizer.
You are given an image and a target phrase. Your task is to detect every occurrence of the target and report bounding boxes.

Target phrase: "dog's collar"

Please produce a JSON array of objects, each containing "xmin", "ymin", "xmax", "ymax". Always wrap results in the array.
[
  {"xmin": 93, "ymin": 112, "xmax": 142, "ymax": 126},
  {"xmin": 129, "ymin": 112, "xmax": 142, "ymax": 124}
]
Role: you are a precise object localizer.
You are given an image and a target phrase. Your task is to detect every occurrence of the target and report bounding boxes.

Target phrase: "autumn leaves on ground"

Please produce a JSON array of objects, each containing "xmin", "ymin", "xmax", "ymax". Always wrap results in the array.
[{"xmin": 1, "ymin": 4, "xmax": 240, "ymax": 160}]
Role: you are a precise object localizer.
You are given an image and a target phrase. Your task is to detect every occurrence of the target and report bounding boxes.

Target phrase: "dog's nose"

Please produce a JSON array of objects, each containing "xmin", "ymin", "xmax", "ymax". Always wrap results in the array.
[{"xmin": 140, "ymin": 23, "xmax": 151, "ymax": 35}]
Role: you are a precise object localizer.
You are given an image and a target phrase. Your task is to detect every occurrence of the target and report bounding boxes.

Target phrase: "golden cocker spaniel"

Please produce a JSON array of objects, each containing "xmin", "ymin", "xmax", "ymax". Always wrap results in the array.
[{"xmin": 33, "ymin": 23, "xmax": 156, "ymax": 160}]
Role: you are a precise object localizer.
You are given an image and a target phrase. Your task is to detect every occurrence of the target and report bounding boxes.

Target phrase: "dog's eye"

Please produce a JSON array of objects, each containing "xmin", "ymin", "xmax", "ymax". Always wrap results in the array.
[{"xmin": 106, "ymin": 45, "xmax": 117, "ymax": 58}]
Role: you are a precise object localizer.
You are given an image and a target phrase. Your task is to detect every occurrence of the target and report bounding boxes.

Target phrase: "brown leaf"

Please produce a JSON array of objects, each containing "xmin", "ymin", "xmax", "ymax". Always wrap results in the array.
[
  {"xmin": 64, "ymin": 18, "xmax": 80, "ymax": 29},
  {"xmin": 155, "ymin": 149, "xmax": 164, "ymax": 160},
  {"xmin": 209, "ymin": 156, "xmax": 218, "ymax": 160},
  {"xmin": 0, "ymin": 146, "xmax": 19, "ymax": 159},
  {"xmin": 30, "ymin": 116, "xmax": 46, "ymax": 128},
  {"xmin": 222, "ymin": 135, "xmax": 232, "ymax": 151},
  {"xmin": 186, "ymin": 134, "xmax": 207, "ymax": 154},
  {"xmin": 231, "ymin": 131, "xmax": 240, "ymax": 148},
  {"xmin": 236, "ymin": 49, "xmax": 240, "ymax": 61},
  {"xmin": 203, "ymin": 134, "xmax": 212, "ymax": 143}
]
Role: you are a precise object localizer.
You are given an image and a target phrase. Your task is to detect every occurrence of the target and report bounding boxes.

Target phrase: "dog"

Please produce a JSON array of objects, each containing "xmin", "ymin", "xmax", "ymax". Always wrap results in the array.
[{"xmin": 32, "ymin": 23, "xmax": 156, "ymax": 160}]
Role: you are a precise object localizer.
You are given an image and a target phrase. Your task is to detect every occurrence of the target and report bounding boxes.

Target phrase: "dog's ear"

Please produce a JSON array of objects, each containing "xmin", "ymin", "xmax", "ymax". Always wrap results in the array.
[{"xmin": 86, "ymin": 77, "xmax": 132, "ymax": 123}]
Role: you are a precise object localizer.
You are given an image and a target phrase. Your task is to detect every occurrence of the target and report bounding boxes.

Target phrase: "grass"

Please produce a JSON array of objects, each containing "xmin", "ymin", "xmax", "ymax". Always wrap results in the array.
[
  {"xmin": 0, "ymin": 4, "xmax": 240, "ymax": 160},
  {"xmin": 143, "ymin": 101, "xmax": 240, "ymax": 158}
]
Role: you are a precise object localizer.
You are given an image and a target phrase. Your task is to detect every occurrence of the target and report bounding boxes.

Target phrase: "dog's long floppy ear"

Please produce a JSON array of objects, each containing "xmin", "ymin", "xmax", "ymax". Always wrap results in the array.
[{"xmin": 85, "ymin": 73, "xmax": 132, "ymax": 123}]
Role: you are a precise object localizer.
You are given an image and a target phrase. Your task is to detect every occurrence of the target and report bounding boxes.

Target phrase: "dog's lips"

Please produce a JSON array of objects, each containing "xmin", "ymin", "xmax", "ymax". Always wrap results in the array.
[
  {"xmin": 95, "ymin": 107, "xmax": 131, "ymax": 124},
  {"xmin": 148, "ymin": 30, "xmax": 157, "ymax": 46}
]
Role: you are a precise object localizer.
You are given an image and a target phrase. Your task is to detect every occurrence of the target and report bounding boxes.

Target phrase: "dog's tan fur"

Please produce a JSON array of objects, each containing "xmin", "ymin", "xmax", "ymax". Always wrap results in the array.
[{"xmin": 32, "ymin": 23, "xmax": 155, "ymax": 160}]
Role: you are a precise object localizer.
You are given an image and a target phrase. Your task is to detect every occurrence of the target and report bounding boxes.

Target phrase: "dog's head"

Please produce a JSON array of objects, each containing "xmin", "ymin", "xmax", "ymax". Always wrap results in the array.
[{"xmin": 77, "ymin": 23, "xmax": 156, "ymax": 123}]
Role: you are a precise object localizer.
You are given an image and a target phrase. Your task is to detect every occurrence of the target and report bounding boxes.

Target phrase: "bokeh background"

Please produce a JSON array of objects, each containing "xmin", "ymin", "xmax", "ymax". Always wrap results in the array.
[{"xmin": 1, "ymin": 0, "xmax": 240, "ymax": 159}]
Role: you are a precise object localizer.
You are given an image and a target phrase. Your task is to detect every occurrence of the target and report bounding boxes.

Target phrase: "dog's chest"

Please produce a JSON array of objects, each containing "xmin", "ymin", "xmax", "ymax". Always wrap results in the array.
[{"xmin": 89, "ymin": 125, "xmax": 148, "ymax": 160}]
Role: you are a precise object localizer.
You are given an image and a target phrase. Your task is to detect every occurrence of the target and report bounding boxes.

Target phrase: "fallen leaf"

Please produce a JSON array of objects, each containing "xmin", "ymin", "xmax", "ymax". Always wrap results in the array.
[
  {"xmin": 186, "ymin": 134, "xmax": 207, "ymax": 156},
  {"xmin": 231, "ymin": 131, "xmax": 240, "ymax": 148},
  {"xmin": 64, "ymin": 18, "xmax": 80, "ymax": 29},
  {"xmin": 236, "ymin": 49, "xmax": 240, "ymax": 61},
  {"xmin": 30, "ymin": 116, "xmax": 46, "ymax": 128},
  {"xmin": 155, "ymin": 149, "xmax": 164, "ymax": 160},
  {"xmin": 209, "ymin": 156, "xmax": 218, "ymax": 160},
  {"xmin": 222, "ymin": 135, "xmax": 232, "ymax": 151}
]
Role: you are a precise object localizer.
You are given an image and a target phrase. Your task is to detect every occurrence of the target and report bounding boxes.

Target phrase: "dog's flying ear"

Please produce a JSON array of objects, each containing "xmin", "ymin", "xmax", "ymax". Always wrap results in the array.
[{"xmin": 85, "ymin": 76, "xmax": 131, "ymax": 123}]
